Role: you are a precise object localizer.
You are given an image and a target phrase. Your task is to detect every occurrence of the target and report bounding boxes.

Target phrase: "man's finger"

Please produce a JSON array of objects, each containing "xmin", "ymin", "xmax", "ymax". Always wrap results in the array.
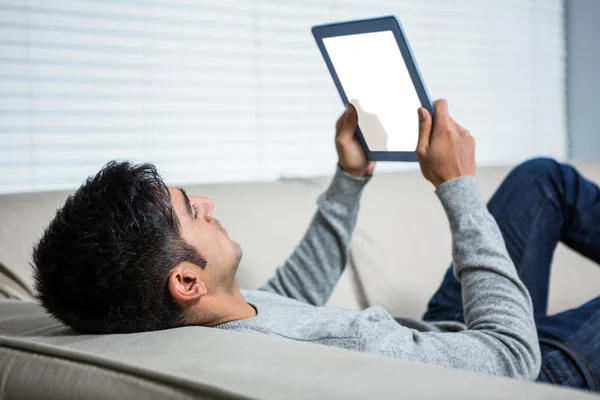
[
  {"xmin": 336, "ymin": 104, "xmax": 358, "ymax": 141},
  {"xmin": 416, "ymin": 107, "xmax": 432, "ymax": 155},
  {"xmin": 335, "ymin": 112, "xmax": 345, "ymax": 136},
  {"xmin": 433, "ymin": 99, "xmax": 449, "ymax": 126}
]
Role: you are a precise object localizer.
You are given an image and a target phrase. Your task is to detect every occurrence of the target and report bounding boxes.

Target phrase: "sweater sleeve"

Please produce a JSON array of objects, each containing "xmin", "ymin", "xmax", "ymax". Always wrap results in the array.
[
  {"xmin": 259, "ymin": 165, "xmax": 370, "ymax": 306},
  {"xmin": 359, "ymin": 177, "xmax": 541, "ymax": 380}
]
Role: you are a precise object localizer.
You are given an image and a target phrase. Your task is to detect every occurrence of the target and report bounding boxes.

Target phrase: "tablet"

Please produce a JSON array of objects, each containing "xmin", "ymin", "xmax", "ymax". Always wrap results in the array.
[{"xmin": 312, "ymin": 16, "xmax": 435, "ymax": 162}]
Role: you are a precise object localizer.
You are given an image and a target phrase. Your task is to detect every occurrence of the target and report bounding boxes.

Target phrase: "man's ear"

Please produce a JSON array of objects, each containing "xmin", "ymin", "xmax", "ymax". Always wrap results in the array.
[{"xmin": 168, "ymin": 262, "xmax": 207, "ymax": 302}]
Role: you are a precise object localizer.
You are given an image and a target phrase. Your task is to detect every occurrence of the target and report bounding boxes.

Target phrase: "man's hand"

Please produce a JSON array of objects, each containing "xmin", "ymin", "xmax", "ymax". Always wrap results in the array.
[
  {"xmin": 416, "ymin": 99, "xmax": 475, "ymax": 188},
  {"xmin": 335, "ymin": 104, "xmax": 376, "ymax": 178}
]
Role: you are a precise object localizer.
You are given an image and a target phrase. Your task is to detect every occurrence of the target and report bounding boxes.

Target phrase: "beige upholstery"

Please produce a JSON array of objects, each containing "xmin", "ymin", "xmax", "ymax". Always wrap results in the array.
[
  {"xmin": 0, "ymin": 190, "xmax": 70, "ymax": 299},
  {"xmin": 0, "ymin": 262, "xmax": 33, "ymax": 301},
  {"xmin": 1, "ymin": 299, "xmax": 594, "ymax": 400},
  {"xmin": 1, "ymin": 161, "xmax": 600, "ymax": 398}
]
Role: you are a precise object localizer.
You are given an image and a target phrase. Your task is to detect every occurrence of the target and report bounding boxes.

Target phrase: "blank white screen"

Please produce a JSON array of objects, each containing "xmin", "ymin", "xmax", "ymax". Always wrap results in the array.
[{"xmin": 323, "ymin": 30, "xmax": 422, "ymax": 152}]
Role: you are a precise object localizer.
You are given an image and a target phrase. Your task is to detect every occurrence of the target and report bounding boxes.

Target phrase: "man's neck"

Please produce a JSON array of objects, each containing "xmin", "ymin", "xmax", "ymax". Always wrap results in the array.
[{"xmin": 200, "ymin": 288, "xmax": 257, "ymax": 327}]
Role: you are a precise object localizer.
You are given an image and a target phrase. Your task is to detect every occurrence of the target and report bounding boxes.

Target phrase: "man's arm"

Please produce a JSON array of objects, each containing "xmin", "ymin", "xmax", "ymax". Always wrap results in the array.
[
  {"xmin": 260, "ymin": 167, "xmax": 369, "ymax": 305},
  {"xmin": 260, "ymin": 104, "xmax": 374, "ymax": 305},
  {"xmin": 363, "ymin": 100, "xmax": 539, "ymax": 379},
  {"xmin": 359, "ymin": 174, "xmax": 540, "ymax": 380}
]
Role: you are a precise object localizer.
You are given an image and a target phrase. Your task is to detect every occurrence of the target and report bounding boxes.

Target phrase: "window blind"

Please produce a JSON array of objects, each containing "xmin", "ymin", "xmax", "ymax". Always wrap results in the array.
[{"xmin": 0, "ymin": 0, "xmax": 565, "ymax": 194}]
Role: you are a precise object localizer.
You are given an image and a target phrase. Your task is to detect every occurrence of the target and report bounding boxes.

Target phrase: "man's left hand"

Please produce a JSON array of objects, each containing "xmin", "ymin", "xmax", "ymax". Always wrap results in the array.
[{"xmin": 335, "ymin": 104, "xmax": 376, "ymax": 178}]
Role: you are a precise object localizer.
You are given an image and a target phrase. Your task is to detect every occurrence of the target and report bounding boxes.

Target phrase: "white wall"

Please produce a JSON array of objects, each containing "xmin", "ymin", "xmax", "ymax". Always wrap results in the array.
[{"xmin": 0, "ymin": 0, "xmax": 566, "ymax": 194}]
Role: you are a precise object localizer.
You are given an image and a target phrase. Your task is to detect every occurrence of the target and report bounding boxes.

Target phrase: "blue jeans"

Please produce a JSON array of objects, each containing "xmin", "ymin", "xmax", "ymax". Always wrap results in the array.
[{"xmin": 422, "ymin": 158, "xmax": 600, "ymax": 391}]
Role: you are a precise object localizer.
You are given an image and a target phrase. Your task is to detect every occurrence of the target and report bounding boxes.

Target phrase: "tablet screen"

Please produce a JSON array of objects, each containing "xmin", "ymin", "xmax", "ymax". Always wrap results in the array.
[{"xmin": 323, "ymin": 30, "xmax": 421, "ymax": 152}]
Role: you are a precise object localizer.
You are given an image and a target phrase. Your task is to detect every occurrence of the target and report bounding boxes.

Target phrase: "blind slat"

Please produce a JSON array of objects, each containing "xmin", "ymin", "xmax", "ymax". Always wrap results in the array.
[{"xmin": 0, "ymin": 0, "xmax": 566, "ymax": 194}]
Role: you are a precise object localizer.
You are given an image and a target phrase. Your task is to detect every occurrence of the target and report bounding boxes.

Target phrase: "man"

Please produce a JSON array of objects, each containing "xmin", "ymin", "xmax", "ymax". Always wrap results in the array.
[{"xmin": 32, "ymin": 100, "xmax": 600, "ymax": 391}]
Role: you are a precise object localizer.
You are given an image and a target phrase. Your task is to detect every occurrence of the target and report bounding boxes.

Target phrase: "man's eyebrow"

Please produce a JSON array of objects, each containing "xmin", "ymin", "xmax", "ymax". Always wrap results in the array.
[{"xmin": 178, "ymin": 187, "xmax": 193, "ymax": 219}]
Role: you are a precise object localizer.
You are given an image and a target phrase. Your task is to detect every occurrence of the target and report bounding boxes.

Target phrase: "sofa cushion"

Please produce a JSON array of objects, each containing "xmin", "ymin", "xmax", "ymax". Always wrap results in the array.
[
  {"xmin": 1, "ymin": 300, "xmax": 594, "ymax": 400},
  {"xmin": 0, "ymin": 261, "xmax": 34, "ymax": 301},
  {"xmin": 334, "ymin": 169, "xmax": 452, "ymax": 318},
  {"xmin": 0, "ymin": 190, "xmax": 71, "ymax": 297}
]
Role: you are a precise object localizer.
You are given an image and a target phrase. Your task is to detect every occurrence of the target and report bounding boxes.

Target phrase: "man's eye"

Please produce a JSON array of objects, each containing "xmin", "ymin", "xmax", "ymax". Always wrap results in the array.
[{"xmin": 192, "ymin": 204, "xmax": 201, "ymax": 219}]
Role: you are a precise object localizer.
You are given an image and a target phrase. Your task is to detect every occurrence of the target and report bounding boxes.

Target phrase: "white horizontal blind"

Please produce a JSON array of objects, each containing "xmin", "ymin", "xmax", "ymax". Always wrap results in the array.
[{"xmin": 0, "ymin": 0, "xmax": 565, "ymax": 194}]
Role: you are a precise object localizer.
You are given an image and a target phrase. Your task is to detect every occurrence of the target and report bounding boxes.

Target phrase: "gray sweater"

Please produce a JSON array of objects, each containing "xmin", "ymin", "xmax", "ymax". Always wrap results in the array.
[{"xmin": 217, "ymin": 167, "xmax": 541, "ymax": 380}]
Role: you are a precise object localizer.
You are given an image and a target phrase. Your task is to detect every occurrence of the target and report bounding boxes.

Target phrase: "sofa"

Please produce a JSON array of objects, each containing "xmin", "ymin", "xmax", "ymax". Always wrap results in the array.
[{"xmin": 1, "ymin": 161, "xmax": 599, "ymax": 399}]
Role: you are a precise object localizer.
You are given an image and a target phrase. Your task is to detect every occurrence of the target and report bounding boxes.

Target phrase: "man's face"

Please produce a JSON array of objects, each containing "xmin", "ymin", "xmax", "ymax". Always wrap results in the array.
[{"xmin": 168, "ymin": 187, "xmax": 242, "ymax": 291}]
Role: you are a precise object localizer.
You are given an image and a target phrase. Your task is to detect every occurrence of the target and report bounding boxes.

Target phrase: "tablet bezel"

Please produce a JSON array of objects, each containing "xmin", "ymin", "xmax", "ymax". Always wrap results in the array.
[{"xmin": 312, "ymin": 16, "xmax": 434, "ymax": 162}]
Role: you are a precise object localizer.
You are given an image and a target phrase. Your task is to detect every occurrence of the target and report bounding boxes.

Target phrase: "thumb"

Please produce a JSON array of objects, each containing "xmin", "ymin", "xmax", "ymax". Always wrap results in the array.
[
  {"xmin": 337, "ymin": 104, "xmax": 358, "ymax": 142},
  {"xmin": 416, "ymin": 107, "xmax": 432, "ymax": 154}
]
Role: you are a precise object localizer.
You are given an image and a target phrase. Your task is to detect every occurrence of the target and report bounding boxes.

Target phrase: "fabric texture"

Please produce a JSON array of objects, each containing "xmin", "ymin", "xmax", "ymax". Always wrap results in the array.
[
  {"xmin": 5, "ymin": 300, "xmax": 589, "ymax": 400},
  {"xmin": 0, "ymin": 261, "xmax": 34, "ymax": 301},
  {"xmin": 217, "ymin": 166, "xmax": 541, "ymax": 380}
]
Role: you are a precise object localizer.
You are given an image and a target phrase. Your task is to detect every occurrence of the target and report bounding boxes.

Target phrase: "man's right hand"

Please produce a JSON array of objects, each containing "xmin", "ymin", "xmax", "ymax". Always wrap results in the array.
[{"xmin": 416, "ymin": 99, "xmax": 476, "ymax": 188}]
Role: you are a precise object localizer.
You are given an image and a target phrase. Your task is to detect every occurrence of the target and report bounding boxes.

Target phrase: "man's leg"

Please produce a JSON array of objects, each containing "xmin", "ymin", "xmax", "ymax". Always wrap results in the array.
[
  {"xmin": 421, "ymin": 158, "xmax": 600, "ymax": 389},
  {"xmin": 535, "ymin": 297, "xmax": 600, "ymax": 390}
]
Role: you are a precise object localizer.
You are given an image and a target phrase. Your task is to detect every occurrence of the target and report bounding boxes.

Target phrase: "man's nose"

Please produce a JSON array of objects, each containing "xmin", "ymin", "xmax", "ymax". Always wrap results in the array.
[
  {"xmin": 194, "ymin": 197, "xmax": 213, "ymax": 223},
  {"xmin": 204, "ymin": 198, "xmax": 214, "ymax": 222}
]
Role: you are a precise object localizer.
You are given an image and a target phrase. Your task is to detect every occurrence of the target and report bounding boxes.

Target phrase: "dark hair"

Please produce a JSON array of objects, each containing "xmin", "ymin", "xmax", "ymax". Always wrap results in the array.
[{"xmin": 32, "ymin": 161, "xmax": 206, "ymax": 334}]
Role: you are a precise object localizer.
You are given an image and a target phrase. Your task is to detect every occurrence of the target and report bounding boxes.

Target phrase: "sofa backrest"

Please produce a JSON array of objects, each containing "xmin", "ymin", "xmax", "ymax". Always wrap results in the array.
[{"xmin": 3, "ymin": 162, "xmax": 600, "ymax": 314}]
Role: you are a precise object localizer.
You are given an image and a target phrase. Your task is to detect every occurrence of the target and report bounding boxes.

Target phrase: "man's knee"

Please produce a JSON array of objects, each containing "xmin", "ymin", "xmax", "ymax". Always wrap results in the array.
[
  {"xmin": 507, "ymin": 157, "xmax": 563, "ymax": 186},
  {"xmin": 496, "ymin": 158, "xmax": 567, "ymax": 202}
]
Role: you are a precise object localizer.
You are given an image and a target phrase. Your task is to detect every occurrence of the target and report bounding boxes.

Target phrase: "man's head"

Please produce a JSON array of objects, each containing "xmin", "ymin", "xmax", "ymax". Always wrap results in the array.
[{"xmin": 32, "ymin": 161, "xmax": 242, "ymax": 334}]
